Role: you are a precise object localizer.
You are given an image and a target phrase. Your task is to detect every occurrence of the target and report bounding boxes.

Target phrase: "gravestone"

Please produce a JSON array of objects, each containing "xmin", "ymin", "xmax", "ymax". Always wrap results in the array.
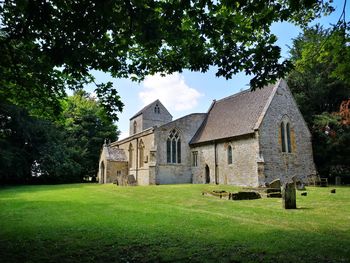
[
  {"xmin": 127, "ymin": 175, "xmax": 137, "ymax": 186},
  {"xmin": 282, "ymin": 182, "xmax": 296, "ymax": 209},
  {"xmin": 266, "ymin": 187, "xmax": 281, "ymax": 198},
  {"xmin": 335, "ymin": 176, "xmax": 341, "ymax": 185},
  {"xmin": 331, "ymin": 189, "xmax": 336, "ymax": 194},
  {"xmin": 231, "ymin": 191, "xmax": 261, "ymax": 200},
  {"xmin": 267, "ymin": 192, "xmax": 282, "ymax": 198},
  {"xmin": 267, "ymin": 179, "xmax": 281, "ymax": 188}
]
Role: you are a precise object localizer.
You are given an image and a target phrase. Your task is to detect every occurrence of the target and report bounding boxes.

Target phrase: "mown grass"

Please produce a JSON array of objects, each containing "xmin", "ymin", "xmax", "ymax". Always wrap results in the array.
[{"xmin": 0, "ymin": 184, "xmax": 349, "ymax": 262}]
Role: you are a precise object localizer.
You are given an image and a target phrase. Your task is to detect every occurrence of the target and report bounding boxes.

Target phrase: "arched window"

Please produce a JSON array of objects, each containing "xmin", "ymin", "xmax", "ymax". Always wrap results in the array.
[
  {"xmin": 280, "ymin": 121, "xmax": 292, "ymax": 153},
  {"xmin": 139, "ymin": 140, "xmax": 144, "ymax": 168},
  {"xmin": 227, "ymin": 145, "xmax": 233, "ymax": 164},
  {"xmin": 166, "ymin": 129, "xmax": 181, "ymax": 163},
  {"xmin": 281, "ymin": 122, "xmax": 286, "ymax": 153},
  {"xmin": 133, "ymin": 121, "xmax": 137, "ymax": 134},
  {"xmin": 154, "ymin": 104, "xmax": 160, "ymax": 114},
  {"xmin": 128, "ymin": 143, "xmax": 133, "ymax": 168},
  {"xmin": 286, "ymin": 123, "xmax": 292, "ymax": 153}
]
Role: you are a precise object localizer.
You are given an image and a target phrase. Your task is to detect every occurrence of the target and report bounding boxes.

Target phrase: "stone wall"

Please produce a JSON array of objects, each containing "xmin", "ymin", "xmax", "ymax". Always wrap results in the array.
[
  {"xmin": 129, "ymin": 101, "xmax": 172, "ymax": 136},
  {"xmin": 142, "ymin": 101, "xmax": 172, "ymax": 130},
  {"xmin": 191, "ymin": 134, "xmax": 260, "ymax": 187},
  {"xmin": 129, "ymin": 115, "xmax": 143, "ymax": 136},
  {"xmin": 97, "ymin": 152, "xmax": 128, "ymax": 184},
  {"xmin": 105, "ymin": 161, "xmax": 129, "ymax": 183},
  {"xmin": 114, "ymin": 129, "xmax": 155, "ymax": 186},
  {"xmin": 154, "ymin": 113, "xmax": 206, "ymax": 184},
  {"xmin": 258, "ymin": 80, "xmax": 316, "ymax": 185}
]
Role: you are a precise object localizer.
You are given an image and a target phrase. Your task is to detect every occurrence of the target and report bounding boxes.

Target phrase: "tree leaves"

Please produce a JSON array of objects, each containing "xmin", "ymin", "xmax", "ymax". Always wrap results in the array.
[
  {"xmin": 287, "ymin": 24, "xmax": 350, "ymax": 178},
  {"xmin": 0, "ymin": 0, "xmax": 334, "ymax": 120}
]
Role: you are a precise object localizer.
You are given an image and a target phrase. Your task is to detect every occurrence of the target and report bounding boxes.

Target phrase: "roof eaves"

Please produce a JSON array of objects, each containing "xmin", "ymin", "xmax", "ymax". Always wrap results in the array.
[
  {"xmin": 129, "ymin": 99, "xmax": 159, "ymax": 120},
  {"xmin": 189, "ymin": 100, "xmax": 216, "ymax": 145},
  {"xmin": 190, "ymin": 131, "xmax": 256, "ymax": 146}
]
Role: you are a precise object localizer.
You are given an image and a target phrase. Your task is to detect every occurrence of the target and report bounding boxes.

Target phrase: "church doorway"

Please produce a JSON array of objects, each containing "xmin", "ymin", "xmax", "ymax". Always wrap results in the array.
[
  {"xmin": 100, "ymin": 161, "xmax": 105, "ymax": 183},
  {"xmin": 205, "ymin": 165, "xmax": 210, "ymax": 184}
]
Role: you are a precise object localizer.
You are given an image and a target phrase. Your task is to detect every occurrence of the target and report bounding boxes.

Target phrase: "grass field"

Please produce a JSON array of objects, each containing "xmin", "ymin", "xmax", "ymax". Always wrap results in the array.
[{"xmin": 0, "ymin": 184, "xmax": 349, "ymax": 263}]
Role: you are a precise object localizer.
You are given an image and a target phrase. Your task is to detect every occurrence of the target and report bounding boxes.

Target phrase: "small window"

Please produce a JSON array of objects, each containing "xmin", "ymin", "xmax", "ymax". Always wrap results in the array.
[
  {"xmin": 286, "ymin": 123, "xmax": 292, "ymax": 153},
  {"xmin": 133, "ymin": 121, "xmax": 137, "ymax": 134},
  {"xmin": 128, "ymin": 143, "xmax": 133, "ymax": 168},
  {"xmin": 154, "ymin": 104, "xmax": 160, "ymax": 114},
  {"xmin": 139, "ymin": 140, "xmax": 145, "ymax": 168},
  {"xmin": 192, "ymin": 151, "xmax": 198, "ymax": 167},
  {"xmin": 281, "ymin": 122, "xmax": 286, "ymax": 153},
  {"xmin": 280, "ymin": 121, "xmax": 292, "ymax": 153},
  {"xmin": 227, "ymin": 145, "xmax": 232, "ymax": 164},
  {"xmin": 117, "ymin": 171, "xmax": 121, "ymax": 176}
]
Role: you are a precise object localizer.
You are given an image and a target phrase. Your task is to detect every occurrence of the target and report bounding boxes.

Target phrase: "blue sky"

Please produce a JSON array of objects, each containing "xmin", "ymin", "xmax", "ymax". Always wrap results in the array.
[{"xmin": 86, "ymin": 1, "xmax": 346, "ymax": 139}]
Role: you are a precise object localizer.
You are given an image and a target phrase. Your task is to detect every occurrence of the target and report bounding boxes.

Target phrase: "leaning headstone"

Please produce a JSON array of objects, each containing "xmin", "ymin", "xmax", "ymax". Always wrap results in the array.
[
  {"xmin": 282, "ymin": 182, "xmax": 296, "ymax": 209},
  {"xmin": 267, "ymin": 179, "xmax": 281, "ymax": 189}
]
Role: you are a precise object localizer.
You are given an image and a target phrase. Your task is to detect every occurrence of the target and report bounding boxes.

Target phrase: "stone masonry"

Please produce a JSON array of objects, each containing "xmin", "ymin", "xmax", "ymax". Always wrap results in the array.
[{"xmin": 98, "ymin": 80, "xmax": 316, "ymax": 187}]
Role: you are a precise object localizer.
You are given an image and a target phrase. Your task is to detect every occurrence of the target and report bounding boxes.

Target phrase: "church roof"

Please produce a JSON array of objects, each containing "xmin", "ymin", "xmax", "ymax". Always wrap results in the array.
[
  {"xmin": 190, "ymin": 80, "xmax": 280, "ymax": 144},
  {"xmin": 129, "ymin": 99, "xmax": 172, "ymax": 120},
  {"xmin": 105, "ymin": 146, "xmax": 127, "ymax": 162}
]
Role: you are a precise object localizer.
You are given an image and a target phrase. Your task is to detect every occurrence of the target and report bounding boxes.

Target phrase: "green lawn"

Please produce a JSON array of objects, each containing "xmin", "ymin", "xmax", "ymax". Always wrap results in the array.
[{"xmin": 0, "ymin": 184, "xmax": 349, "ymax": 262}]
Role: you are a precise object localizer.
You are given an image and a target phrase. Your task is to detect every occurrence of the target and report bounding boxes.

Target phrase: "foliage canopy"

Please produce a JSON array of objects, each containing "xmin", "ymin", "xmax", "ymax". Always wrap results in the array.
[
  {"xmin": 0, "ymin": 91, "xmax": 118, "ymax": 184},
  {"xmin": 0, "ymin": 0, "xmax": 334, "ymax": 119},
  {"xmin": 288, "ymin": 24, "xmax": 350, "ymax": 180}
]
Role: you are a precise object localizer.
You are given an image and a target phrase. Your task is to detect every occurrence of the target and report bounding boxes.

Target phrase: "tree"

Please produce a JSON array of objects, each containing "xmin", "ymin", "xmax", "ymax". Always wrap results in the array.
[
  {"xmin": 0, "ymin": 0, "xmax": 334, "ymax": 119},
  {"xmin": 288, "ymin": 25, "xmax": 350, "ymax": 123},
  {"xmin": 0, "ymin": 101, "xmax": 37, "ymax": 183},
  {"xmin": 0, "ymin": 91, "xmax": 118, "ymax": 184},
  {"xmin": 58, "ymin": 90, "xmax": 118, "ymax": 180},
  {"xmin": 287, "ymin": 24, "xmax": 350, "ymax": 181}
]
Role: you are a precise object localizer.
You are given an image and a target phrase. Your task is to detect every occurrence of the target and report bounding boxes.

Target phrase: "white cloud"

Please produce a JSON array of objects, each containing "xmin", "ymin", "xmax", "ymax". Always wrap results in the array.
[
  {"xmin": 118, "ymin": 130, "xmax": 129, "ymax": 140},
  {"xmin": 139, "ymin": 73, "xmax": 203, "ymax": 112}
]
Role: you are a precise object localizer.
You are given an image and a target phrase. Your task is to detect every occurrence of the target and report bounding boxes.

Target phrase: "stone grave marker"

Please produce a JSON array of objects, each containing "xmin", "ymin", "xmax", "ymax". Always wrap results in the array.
[{"xmin": 282, "ymin": 182, "xmax": 296, "ymax": 209}]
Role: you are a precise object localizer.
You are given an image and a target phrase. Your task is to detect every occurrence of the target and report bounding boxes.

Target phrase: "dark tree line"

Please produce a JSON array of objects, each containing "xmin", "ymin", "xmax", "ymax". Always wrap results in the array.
[
  {"xmin": 0, "ymin": 91, "xmax": 118, "ymax": 184},
  {"xmin": 288, "ymin": 23, "xmax": 350, "ymax": 183}
]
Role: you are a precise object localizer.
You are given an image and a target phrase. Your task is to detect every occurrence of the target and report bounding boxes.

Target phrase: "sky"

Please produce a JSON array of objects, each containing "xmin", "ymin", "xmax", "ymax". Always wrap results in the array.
[{"xmin": 85, "ymin": 1, "xmax": 347, "ymax": 140}]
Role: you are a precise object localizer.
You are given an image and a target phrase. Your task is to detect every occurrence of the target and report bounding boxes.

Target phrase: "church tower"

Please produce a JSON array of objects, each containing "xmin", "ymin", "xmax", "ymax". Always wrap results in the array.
[{"xmin": 129, "ymin": 100, "xmax": 172, "ymax": 136}]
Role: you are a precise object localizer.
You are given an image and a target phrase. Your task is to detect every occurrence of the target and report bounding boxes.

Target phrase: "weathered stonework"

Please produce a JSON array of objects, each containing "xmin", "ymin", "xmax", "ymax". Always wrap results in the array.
[
  {"xmin": 98, "ymin": 146, "xmax": 128, "ymax": 184},
  {"xmin": 258, "ymin": 80, "xmax": 316, "ymax": 185},
  {"xmin": 129, "ymin": 100, "xmax": 172, "ymax": 136},
  {"xmin": 110, "ymin": 128, "xmax": 155, "ymax": 186},
  {"xmin": 98, "ymin": 80, "xmax": 316, "ymax": 187},
  {"xmin": 191, "ymin": 134, "xmax": 261, "ymax": 187},
  {"xmin": 154, "ymin": 113, "xmax": 206, "ymax": 184}
]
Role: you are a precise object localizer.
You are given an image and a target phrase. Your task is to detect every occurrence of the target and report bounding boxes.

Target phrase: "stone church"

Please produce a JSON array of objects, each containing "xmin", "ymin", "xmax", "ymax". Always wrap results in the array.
[{"xmin": 98, "ymin": 79, "xmax": 316, "ymax": 187}]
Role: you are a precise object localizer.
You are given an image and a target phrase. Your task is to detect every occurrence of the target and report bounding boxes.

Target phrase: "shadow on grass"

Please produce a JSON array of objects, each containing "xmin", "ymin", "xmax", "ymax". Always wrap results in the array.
[
  {"xmin": 0, "ymin": 183, "xmax": 97, "ymax": 194},
  {"xmin": 0, "ymin": 198, "xmax": 349, "ymax": 263}
]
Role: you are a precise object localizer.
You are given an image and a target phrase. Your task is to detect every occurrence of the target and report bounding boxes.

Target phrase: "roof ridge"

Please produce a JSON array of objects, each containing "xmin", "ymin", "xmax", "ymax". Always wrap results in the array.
[
  {"xmin": 253, "ymin": 79, "xmax": 281, "ymax": 130},
  {"xmin": 130, "ymin": 99, "xmax": 162, "ymax": 120},
  {"xmin": 215, "ymin": 88, "xmax": 251, "ymax": 103}
]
